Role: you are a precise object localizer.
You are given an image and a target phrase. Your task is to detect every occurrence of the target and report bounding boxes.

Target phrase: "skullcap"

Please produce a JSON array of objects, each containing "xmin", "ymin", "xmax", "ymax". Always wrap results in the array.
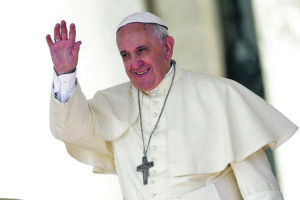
[{"xmin": 117, "ymin": 12, "xmax": 168, "ymax": 33}]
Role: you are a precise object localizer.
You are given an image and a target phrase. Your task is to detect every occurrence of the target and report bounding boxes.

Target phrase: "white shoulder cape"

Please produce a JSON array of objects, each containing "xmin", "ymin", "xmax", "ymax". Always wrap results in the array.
[{"xmin": 165, "ymin": 68, "xmax": 298, "ymax": 175}]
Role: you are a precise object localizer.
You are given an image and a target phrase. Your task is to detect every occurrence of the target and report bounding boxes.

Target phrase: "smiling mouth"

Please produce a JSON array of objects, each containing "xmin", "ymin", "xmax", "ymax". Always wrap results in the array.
[{"xmin": 135, "ymin": 67, "xmax": 151, "ymax": 76}]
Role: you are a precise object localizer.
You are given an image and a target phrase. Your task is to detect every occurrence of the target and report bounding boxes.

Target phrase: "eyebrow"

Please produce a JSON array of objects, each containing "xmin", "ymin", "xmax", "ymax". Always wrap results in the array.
[
  {"xmin": 119, "ymin": 45, "xmax": 149, "ymax": 54},
  {"xmin": 137, "ymin": 45, "xmax": 148, "ymax": 49}
]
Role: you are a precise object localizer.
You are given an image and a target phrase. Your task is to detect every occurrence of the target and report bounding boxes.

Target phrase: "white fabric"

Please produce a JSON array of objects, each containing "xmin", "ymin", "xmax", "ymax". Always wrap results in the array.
[
  {"xmin": 244, "ymin": 191, "xmax": 283, "ymax": 200},
  {"xmin": 117, "ymin": 12, "xmax": 168, "ymax": 33},
  {"xmin": 50, "ymin": 66, "xmax": 297, "ymax": 199},
  {"xmin": 231, "ymin": 149, "xmax": 282, "ymax": 200},
  {"xmin": 111, "ymin": 78, "xmax": 240, "ymax": 199},
  {"xmin": 53, "ymin": 70, "xmax": 77, "ymax": 103},
  {"xmin": 75, "ymin": 67, "xmax": 297, "ymax": 173}
]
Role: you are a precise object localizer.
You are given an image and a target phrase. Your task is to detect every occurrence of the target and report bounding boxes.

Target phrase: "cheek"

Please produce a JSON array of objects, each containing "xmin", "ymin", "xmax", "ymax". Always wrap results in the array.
[{"xmin": 124, "ymin": 62, "xmax": 131, "ymax": 73}]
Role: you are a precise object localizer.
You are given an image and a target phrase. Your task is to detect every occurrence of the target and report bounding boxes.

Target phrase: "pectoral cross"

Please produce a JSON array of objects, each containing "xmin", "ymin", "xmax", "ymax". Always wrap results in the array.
[{"xmin": 136, "ymin": 156, "xmax": 154, "ymax": 185}]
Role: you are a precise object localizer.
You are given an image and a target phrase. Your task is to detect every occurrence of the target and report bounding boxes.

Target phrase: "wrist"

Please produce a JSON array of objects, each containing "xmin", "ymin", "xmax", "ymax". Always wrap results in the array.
[
  {"xmin": 53, "ymin": 68, "xmax": 77, "ymax": 92},
  {"xmin": 54, "ymin": 67, "xmax": 77, "ymax": 76}
]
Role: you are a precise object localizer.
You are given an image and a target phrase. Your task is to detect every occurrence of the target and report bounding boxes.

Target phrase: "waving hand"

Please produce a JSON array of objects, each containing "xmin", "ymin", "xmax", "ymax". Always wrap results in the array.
[{"xmin": 46, "ymin": 20, "xmax": 81, "ymax": 75}]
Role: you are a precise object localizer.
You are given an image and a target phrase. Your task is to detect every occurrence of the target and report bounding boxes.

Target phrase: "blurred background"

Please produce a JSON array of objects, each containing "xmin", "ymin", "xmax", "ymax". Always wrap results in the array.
[{"xmin": 0, "ymin": 0, "xmax": 299, "ymax": 199}]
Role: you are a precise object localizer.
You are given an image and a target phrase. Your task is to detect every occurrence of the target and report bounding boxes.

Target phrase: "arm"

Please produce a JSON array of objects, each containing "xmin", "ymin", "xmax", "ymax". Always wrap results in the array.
[
  {"xmin": 230, "ymin": 149, "xmax": 283, "ymax": 200},
  {"xmin": 47, "ymin": 20, "xmax": 88, "ymax": 141},
  {"xmin": 50, "ymin": 83, "xmax": 115, "ymax": 173},
  {"xmin": 47, "ymin": 21, "xmax": 115, "ymax": 173}
]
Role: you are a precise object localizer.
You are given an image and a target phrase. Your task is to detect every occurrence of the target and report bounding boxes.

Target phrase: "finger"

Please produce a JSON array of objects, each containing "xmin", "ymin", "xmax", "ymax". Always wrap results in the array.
[
  {"xmin": 69, "ymin": 23, "xmax": 76, "ymax": 43},
  {"xmin": 46, "ymin": 34, "xmax": 54, "ymax": 47},
  {"xmin": 72, "ymin": 41, "xmax": 82, "ymax": 56},
  {"xmin": 61, "ymin": 20, "xmax": 68, "ymax": 40},
  {"xmin": 54, "ymin": 23, "xmax": 61, "ymax": 42}
]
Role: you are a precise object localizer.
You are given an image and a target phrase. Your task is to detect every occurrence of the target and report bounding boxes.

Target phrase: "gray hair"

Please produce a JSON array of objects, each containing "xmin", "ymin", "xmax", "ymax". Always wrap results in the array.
[{"xmin": 150, "ymin": 24, "xmax": 169, "ymax": 43}]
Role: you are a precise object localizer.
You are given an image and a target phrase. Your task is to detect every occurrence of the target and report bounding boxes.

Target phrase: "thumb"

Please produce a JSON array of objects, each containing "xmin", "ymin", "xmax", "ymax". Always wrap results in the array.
[{"xmin": 73, "ymin": 41, "xmax": 82, "ymax": 56}]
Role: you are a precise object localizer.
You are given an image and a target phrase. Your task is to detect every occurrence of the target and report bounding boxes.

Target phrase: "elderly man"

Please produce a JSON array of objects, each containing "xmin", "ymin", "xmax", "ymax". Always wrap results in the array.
[{"xmin": 47, "ymin": 12, "xmax": 297, "ymax": 200}]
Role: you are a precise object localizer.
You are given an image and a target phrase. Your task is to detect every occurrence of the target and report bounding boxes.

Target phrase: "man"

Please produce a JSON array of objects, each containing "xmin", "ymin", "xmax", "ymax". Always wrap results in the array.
[{"xmin": 47, "ymin": 12, "xmax": 298, "ymax": 199}]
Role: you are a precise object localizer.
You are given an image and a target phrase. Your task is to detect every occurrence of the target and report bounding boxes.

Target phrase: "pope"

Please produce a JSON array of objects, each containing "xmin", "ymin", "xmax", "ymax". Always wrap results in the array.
[{"xmin": 47, "ymin": 12, "xmax": 298, "ymax": 199}]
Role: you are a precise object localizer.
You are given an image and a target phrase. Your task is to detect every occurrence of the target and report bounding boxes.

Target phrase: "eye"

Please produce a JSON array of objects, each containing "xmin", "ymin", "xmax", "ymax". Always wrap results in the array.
[
  {"xmin": 137, "ymin": 47, "xmax": 147, "ymax": 54},
  {"xmin": 121, "ymin": 53, "xmax": 129, "ymax": 58}
]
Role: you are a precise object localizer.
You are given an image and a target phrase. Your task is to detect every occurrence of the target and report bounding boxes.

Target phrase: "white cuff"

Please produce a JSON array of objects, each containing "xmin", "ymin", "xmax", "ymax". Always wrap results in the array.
[{"xmin": 53, "ymin": 69, "xmax": 77, "ymax": 103}]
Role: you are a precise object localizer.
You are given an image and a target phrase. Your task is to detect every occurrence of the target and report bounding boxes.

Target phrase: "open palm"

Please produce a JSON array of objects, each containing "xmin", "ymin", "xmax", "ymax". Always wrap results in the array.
[{"xmin": 46, "ymin": 20, "xmax": 81, "ymax": 75}]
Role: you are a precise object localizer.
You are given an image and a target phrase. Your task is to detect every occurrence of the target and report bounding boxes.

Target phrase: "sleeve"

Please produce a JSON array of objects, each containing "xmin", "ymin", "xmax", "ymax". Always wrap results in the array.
[
  {"xmin": 230, "ymin": 149, "xmax": 283, "ymax": 200},
  {"xmin": 53, "ymin": 69, "xmax": 77, "ymax": 103},
  {"xmin": 50, "ymin": 83, "xmax": 116, "ymax": 174}
]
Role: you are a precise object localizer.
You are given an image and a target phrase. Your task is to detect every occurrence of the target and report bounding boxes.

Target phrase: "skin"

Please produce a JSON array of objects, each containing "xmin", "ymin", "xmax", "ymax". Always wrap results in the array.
[
  {"xmin": 46, "ymin": 21, "xmax": 174, "ymax": 91},
  {"xmin": 116, "ymin": 23, "xmax": 174, "ymax": 91},
  {"xmin": 46, "ymin": 20, "xmax": 81, "ymax": 75}
]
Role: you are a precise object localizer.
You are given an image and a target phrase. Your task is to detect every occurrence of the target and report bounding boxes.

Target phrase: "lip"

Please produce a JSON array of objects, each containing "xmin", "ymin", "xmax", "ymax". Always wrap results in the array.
[{"xmin": 134, "ymin": 67, "xmax": 151, "ymax": 78}]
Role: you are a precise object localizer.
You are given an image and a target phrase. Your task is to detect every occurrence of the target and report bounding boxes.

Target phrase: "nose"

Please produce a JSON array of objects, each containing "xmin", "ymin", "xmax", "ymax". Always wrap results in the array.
[{"xmin": 131, "ymin": 55, "xmax": 143, "ymax": 69}]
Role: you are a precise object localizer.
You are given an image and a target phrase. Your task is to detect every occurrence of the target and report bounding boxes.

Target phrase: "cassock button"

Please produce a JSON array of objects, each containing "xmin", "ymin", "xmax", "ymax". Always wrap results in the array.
[
  {"xmin": 151, "ymin": 170, "xmax": 156, "ymax": 175},
  {"xmin": 152, "ymin": 112, "xmax": 158, "ymax": 117},
  {"xmin": 151, "ymin": 90, "xmax": 159, "ymax": 96},
  {"xmin": 151, "ymin": 146, "xmax": 157, "ymax": 151},
  {"xmin": 152, "ymin": 100, "xmax": 157, "ymax": 105},
  {"xmin": 151, "ymin": 193, "xmax": 157, "ymax": 197}
]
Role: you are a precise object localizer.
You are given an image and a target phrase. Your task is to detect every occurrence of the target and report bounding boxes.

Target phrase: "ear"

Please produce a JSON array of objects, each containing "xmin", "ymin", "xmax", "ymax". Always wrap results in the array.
[{"xmin": 164, "ymin": 36, "xmax": 174, "ymax": 60}]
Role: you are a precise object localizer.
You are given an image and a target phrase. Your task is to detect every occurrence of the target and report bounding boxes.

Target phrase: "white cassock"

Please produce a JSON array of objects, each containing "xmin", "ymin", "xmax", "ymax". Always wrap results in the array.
[{"xmin": 50, "ymin": 66, "xmax": 298, "ymax": 200}]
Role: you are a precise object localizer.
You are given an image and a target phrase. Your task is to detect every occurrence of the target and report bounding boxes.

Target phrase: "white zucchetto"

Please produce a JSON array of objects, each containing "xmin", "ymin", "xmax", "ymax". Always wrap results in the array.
[{"xmin": 117, "ymin": 12, "xmax": 168, "ymax": 33}]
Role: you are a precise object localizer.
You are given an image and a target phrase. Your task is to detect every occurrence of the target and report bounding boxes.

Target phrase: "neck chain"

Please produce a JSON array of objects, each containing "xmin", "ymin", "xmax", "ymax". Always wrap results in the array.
[{"xmin": 136, "ymin": 61, "xmax": 176, "ymax": 185}]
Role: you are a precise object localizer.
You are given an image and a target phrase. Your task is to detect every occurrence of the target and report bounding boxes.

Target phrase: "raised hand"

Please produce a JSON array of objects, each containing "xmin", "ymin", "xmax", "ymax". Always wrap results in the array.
[{"xmin": 46, "ymin": 20, "xmax": 82, "ymax": 75}]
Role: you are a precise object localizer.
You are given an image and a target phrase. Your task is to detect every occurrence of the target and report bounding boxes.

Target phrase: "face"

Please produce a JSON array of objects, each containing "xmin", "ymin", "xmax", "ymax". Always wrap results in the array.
[{"xmin": 116, "ymin": 23, "xmax": 174, "ymax": 91}]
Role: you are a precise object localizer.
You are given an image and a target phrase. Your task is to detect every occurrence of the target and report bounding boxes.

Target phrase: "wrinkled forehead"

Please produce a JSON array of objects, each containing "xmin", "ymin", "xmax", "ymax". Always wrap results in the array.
[
  {"xmin": 116, "ymin": 23, "xmax": 160, "ymax": 50},
  {"xmin": 116, "ymin": 23, "xmax": 152, "ymax": 37}
]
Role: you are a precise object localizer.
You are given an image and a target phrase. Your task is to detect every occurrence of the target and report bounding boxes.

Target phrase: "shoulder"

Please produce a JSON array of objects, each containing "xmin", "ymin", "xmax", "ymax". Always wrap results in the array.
[
  {"xmin": 178, "ymin": 68, "xmax": 240, "ymax": 92},
  {"xmin": 93, "ymin": 81, "xmax": 132, "ymax": 98},
  {"xmin": 88, "ymin": 81, "xmax": 135, "ymax": 108}
]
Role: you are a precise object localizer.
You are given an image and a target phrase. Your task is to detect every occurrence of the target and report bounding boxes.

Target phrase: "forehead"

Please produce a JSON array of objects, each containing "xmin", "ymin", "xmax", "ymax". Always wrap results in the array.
[
  {"xmin": 116, "ymin": 23, "xmax": 158, "ymax": 49},
  {"xmin": 117, "ymin": 23, "xmax": 152, "ymax": 38}
]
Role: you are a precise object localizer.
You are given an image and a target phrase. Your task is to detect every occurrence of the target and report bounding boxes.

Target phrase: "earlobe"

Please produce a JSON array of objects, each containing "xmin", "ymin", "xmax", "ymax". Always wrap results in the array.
[{"xmin": 164, "ymin": 36, "xmax": 174, "ymax": 60}]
